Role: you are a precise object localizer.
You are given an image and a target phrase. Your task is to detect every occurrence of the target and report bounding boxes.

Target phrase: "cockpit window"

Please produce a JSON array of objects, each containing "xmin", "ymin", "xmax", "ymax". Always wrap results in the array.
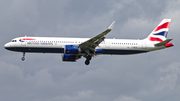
[{"xmin": 11, "ymin": 40, "xmax": 17, "ymax": 42}]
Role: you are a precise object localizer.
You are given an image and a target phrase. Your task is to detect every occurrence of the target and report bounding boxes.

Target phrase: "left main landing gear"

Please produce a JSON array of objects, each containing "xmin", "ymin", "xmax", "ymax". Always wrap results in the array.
[
  {"xmin": 85, "ymin": 60, "xmax": 90, "ymax": 65},
  {"xmin": 85, "ymin": 55, "xmax": 92, "ymax": 65},
  {"xmin": 21, "ymin": 52, "xmax": 25, "ymax": 61}
]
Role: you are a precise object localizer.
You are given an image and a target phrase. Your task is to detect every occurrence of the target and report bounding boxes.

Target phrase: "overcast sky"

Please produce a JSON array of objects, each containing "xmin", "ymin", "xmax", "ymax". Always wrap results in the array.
[{"xmin": 0, "ymin": 0, "xmax": 180, "ymax": 101}]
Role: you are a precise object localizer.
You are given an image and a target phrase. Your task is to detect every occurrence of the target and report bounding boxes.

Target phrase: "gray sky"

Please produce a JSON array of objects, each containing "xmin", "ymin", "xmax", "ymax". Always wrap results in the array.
[{"xmin": 0, "ymin": 0, "xmax": 180, "ymax": 101}]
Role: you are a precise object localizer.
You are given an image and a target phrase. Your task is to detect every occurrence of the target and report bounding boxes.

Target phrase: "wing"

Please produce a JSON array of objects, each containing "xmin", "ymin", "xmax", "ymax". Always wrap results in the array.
[{"xmin": 79, "ymin": 21, "xmax": 115, "ymax": 54}]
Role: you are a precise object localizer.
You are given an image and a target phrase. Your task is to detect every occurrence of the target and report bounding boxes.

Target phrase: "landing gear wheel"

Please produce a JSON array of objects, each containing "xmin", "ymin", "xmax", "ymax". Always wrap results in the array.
[
  {"xmin": 21, "ymin": 57, "xmax": 25, "ymax": 61},
  {"xmin": 21, "ymin": 52, "xmax": 25, "ymax": 61},
  {"xmin": 87, "ymin": 55, "xmax": 92, "ymax": 60},
  {"xmin": 85, "ymin": 60, "xmax": 90, "ymax": 65}
]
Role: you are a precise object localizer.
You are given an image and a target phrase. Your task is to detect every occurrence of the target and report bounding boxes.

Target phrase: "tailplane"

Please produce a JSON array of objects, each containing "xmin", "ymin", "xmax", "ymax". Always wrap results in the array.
[{"xmin": 154, "ymin": 39, "xmax": 173, "ymax": 47}]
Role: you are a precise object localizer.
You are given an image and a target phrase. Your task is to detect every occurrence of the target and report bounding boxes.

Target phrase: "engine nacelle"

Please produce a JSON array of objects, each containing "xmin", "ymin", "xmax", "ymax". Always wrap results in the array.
[
  {"xmin": 64, "ymin": 45, "xmax": 81, "ymax": 54},
  {"xmin": 62, "ymin": 54, "xmax": 81, "ymax": 62}
]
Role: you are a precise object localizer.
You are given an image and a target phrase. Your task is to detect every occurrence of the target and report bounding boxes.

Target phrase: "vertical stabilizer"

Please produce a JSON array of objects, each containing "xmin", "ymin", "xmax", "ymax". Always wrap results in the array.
[{"xmin": 145, "ymin": 19, "xmax": 171, "ymax": 42}]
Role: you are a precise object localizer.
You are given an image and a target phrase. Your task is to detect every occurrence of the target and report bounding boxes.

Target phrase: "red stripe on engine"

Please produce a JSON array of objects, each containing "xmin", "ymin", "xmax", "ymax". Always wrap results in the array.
[{"xmin": 154, "ymin": 22, "xmax": 170, "ymax": 32}]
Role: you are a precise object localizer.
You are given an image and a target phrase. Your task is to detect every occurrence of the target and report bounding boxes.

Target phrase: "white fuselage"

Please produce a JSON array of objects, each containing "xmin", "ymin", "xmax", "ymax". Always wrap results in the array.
[{"xmin": 4, "ymin": 37, "xmax": 165, "ymax": 55}]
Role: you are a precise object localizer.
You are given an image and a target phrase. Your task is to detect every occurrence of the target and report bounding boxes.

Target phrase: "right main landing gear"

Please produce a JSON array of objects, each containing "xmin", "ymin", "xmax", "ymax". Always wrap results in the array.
[
  {"xmin": 85, "ymin": 55, "xmax": 92, "ymax": 65},
  {"xmin": 21, "ymin": 52, "xmax": 25, "ymax": 61}
]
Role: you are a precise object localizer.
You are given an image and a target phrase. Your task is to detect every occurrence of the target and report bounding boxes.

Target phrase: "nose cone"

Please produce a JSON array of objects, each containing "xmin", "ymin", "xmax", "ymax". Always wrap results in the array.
[{"xmin": 4, "ymin": 43, "xmax": 11, "ymax": 50}]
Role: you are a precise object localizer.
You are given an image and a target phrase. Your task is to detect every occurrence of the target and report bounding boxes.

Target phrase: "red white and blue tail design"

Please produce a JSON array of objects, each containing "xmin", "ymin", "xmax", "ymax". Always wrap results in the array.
[{"xmin": 146, "ymin": 19, "xmax": 171, "ymax": 42}]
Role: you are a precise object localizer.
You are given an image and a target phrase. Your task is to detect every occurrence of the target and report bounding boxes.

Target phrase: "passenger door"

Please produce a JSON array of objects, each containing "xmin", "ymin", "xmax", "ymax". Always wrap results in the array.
[
  {"xmin": 105, "ymin": 40, "xmax": 110, "ymax": 48},
  {"xmin": 142, "ymin": 40, "xmax": 146, "ymax": 49}
]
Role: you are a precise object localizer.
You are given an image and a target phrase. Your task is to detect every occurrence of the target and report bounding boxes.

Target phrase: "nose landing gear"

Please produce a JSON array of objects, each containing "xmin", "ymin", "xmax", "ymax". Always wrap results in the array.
[{"xmin": 21, "ymin": 52, "xmax": 25, "ymax": 61}]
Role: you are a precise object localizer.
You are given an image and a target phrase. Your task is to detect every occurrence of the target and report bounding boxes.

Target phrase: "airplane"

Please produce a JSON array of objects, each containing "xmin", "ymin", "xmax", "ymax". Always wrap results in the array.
[{"xmin": 4, "ymin": 19, "xmax": 174, "ymax": 65}]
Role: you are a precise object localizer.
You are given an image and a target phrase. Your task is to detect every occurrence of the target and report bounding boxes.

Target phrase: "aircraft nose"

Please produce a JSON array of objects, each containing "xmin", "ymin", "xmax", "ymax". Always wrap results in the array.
[{"xmin": 4, "ymin": 43, "xmax": 11, "ymax": 49}]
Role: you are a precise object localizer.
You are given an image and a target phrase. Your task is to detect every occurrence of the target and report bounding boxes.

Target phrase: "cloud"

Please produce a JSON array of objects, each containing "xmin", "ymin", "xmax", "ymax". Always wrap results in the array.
[
  {"xmin": 52, "ymin": 90, "xmax": 93, "ymax": 101},
  {"xmin": 119, "ymin": 18, "xmax": 154, "ymax": 39},
  {"xmin": 0, "ymin": 61, "xmax": 60, "ymax": 101},
  {"xmin": 156, "ymin": 62, "xmax": 180, "ymax": 91},
  {"xmin": 114, "ymin": 95, "xmax": 141, "ymax": 101}
]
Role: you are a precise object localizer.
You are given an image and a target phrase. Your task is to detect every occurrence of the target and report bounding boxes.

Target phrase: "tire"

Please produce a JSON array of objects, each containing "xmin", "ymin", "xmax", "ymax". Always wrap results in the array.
[
  {"xmin": 85, "ymin": 60, "xmax": 90, "ymax": 65},
  {"xmin": 21, "ymin": 57, "xmax": 25, "ymax": 61}
]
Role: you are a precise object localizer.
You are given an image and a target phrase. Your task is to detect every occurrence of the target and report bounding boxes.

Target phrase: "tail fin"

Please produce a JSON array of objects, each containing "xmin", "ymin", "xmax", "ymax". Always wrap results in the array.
[{"xmin": 145, "ymin": 19, "xmax": 171, "ymax": 42}]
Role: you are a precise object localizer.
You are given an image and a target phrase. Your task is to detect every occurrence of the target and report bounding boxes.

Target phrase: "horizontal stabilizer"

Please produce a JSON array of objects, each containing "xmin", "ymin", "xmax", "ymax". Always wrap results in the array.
[{"xmin": 155, "ymin": 39, "xmax": 173, "ymax": 46}]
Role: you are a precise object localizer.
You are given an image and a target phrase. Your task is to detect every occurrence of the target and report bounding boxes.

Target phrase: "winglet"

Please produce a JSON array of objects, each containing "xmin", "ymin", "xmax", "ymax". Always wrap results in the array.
[{"xmin": 108, "ymin": 21, "xmax": 115, "ymax": 30}]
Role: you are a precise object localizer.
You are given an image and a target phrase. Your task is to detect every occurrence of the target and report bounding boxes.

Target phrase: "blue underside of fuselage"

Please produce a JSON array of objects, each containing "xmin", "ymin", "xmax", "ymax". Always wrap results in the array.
[{"xmin": 5, "ymin": 47, "xmax": 148, "ymax": 55}]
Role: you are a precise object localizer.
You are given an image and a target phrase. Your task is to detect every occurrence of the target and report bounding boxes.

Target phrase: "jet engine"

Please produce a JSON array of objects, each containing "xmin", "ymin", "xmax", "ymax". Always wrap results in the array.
[
  {"xmin": 62, "ymin": 54, "xmax": 81, "ymax": 62},
  {"xmin": 64, "ymin": 45, "xmax": 81, "ymax": 54}
]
